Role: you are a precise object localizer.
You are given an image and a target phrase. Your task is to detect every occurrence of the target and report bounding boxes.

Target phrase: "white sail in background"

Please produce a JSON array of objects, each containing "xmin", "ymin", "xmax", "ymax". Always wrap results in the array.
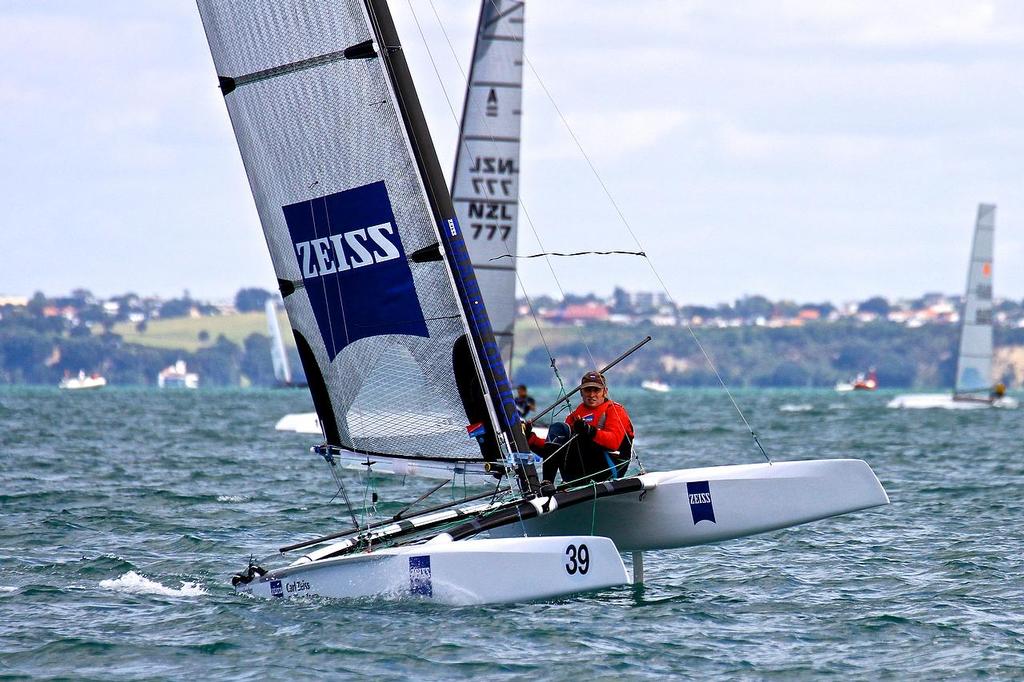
[
  {"xmin": 452, "ymin": 0, "xmax": 524, "ymax": 370},
  {"xmin": 954, "ymin": 203, "xmax": 995, "ymax": 398},
  {"xmin": 265, "ymin": 298, "xmax": 292, "ymax": 385},
  {"xmin": 198, "ymin": 0, "xmax": 526, "ymax": 464}
]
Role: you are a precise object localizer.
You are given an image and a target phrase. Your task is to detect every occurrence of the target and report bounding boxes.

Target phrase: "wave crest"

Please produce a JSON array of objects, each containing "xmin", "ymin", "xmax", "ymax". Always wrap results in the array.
[{"xmin": 99, "ymin": 571, "xmax": 206, "ymax": 597}]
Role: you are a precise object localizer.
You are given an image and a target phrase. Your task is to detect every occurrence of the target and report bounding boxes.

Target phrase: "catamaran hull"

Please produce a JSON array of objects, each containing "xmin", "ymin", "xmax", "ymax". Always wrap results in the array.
[
  {"xmin": 236, "ymin": 536, "xmax": 628, "ymax": 605},
  {"xmin": 490, "ymin": 459, "xmax": 889, "ymax": 552},
  {"xmin": 887, "ymin": 394, "xmax": 1018, "ymax": 409}
]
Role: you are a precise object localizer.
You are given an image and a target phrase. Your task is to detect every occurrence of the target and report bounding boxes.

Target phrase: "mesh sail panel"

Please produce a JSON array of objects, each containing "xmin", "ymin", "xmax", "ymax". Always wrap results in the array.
[
  {"xmin": 452, "ymin": 0, "xmax": 524, "ymax": 370},
  {"xmin": 955, "ymin": 203, "xmax": 995, "ymax": 396},
  {"xmin": 198, "ymin": 0, "xmax": 480, "ymax": 459}
]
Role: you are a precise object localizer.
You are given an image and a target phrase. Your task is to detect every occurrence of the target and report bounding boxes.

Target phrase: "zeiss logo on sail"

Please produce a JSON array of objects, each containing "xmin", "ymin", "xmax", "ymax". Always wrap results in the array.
[
  {"xmin": 282, "ymin": 181, "xmax": 428, "ymax": 361},
  {"xmin": 686, "ymin": 480, "xmax": 716, "ymax": 525},
  {"xmin": 294, "ymin": 223, "xmax": 401, "ymax": 278}
]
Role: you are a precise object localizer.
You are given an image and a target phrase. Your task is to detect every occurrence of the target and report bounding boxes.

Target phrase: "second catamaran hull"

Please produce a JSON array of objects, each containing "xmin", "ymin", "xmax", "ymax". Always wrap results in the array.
[
  {"xmin": 236, "ymin": 535, "xmax": 628, "ymax": 605},
  {"xmin": 489, "ymin": 459, "xmax": 889, "ymax": 552},
  {"xmin": 887, "ymin": 394, "xmax": 1019, "ymax": 409}
]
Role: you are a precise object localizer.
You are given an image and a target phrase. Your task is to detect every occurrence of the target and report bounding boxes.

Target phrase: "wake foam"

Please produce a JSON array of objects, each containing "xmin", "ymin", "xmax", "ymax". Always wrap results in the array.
[
  {"xmin": 0, "ymin": 586, "xmax": 16, "ymax": 593},
  {"xmin": 99, "ymin": 571, "xmax": 206, "ymax": 597},
  {"xmin": 779, "ymin": 403, "xmax": 814, "ymax": 412}
]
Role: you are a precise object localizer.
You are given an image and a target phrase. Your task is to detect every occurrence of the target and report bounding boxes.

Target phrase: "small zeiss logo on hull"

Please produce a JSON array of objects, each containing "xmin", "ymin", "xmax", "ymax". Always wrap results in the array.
[
  {"xmin": 409, "ymin": 556, "xmax": 432, "ymax": 597},
  {"xmin": 269, "ymin": 579, "xmax": 284, "ymax": 598},
  {"xmin": 686, "ymin": 480, "xmax": 716, "ymax": 524},
  {"xmin": 282, "ymin": 181, "xmax": 428, "ymax": 361}
]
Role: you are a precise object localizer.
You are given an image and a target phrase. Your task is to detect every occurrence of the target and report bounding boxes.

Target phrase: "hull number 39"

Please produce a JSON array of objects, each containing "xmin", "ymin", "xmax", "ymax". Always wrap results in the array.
[{"xmin": 564, "ymin": 543, "xmax": 590, "ymax": 575}]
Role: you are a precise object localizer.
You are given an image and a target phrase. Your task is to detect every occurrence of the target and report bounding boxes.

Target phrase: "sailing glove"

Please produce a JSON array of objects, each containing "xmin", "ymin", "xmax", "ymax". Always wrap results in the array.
[{"xmin": 572, "ymin": 418, "xmax": 596, "ymax": 440}]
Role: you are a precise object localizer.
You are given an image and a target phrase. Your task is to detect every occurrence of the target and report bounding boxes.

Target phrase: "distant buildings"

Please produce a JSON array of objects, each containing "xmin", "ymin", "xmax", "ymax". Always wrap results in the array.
[{"xmin": 516, "ymin": 289, "xmax": 1024, "ymax": 330}]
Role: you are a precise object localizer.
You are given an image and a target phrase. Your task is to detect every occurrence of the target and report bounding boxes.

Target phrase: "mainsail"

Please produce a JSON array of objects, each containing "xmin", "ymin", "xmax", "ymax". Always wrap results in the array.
[
  {"xmin": 198, "ymin": 0, "xmax": 527, "ymax": 463},
  {"xmin": 265, "ymin": 298, "xmax": 293, "ymax": 385},
  {"xmin": 954, "ymin": 203, "xmax": 995, "ymax": 398},
  {"xmin": 452, "ymin": 0, "xmax": 524, "ymax": 370}
]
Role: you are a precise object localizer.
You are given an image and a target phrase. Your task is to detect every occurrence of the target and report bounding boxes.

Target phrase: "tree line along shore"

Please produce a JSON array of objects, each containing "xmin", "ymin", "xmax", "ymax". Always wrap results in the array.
[
  {"xmin": 1, "ymin": 288, "xmax": 1022, "ymax": 389},
  {"xmin": 1, "ymin": 311, "xmax": 1023, "ymax": 389}
]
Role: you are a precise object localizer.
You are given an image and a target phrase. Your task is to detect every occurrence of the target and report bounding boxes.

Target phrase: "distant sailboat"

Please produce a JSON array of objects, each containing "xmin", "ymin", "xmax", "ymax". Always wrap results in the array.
[
  {"xmin": 889, "ymin": 204, "xmax": 1017, "ymax": 409},
  {"xmin": 265, "ymin": 298, "xmax": 292, "ymax": 385}
]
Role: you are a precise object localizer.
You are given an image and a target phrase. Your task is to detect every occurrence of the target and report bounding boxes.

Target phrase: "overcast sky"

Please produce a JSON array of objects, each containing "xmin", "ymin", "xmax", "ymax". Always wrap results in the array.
[{"xmin": 2, "ymin": 1, "xmax": 1023, "ymax": 306}]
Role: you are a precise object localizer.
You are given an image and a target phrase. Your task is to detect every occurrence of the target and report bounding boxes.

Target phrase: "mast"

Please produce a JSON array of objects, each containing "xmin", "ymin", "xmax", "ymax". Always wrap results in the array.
[{"xmin": 364, "ymin": 0, "xmax": 530, "ymax": 458}]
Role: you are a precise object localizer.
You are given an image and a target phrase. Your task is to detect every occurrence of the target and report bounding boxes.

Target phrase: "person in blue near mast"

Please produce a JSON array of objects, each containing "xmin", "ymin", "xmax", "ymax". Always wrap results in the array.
[
  {"xmin": 514, "ymin": 384, "xmax": 536, "ymax": 418},
  {"xmin": 526, "ymin": 371, "xmax": 634, "ymax": 487}
]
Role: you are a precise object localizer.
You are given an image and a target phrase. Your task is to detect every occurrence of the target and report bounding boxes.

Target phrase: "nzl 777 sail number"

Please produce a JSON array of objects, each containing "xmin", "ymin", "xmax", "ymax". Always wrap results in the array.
[{"xmin": 564, "ymin": 543, "xmax": 590, "ymax": 575}]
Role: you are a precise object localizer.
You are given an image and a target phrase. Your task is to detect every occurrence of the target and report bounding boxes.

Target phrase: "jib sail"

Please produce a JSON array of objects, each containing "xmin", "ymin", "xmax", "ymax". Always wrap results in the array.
[{"xmin": 197, "ymin": 0, "xmax": 527, "ymax": 461}]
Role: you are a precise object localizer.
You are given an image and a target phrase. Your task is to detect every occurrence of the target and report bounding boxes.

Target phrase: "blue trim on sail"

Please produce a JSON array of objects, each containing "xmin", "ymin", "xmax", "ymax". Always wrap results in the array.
[{"xmin": 439, "ymin": 215, "xmax": 521, "ymax": 434}]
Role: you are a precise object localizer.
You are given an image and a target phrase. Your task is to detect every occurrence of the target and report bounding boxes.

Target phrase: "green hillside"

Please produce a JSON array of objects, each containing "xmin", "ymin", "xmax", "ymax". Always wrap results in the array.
[{"xmin": 107, "ymin": 311, "xmax": 293, "ymax": 352}]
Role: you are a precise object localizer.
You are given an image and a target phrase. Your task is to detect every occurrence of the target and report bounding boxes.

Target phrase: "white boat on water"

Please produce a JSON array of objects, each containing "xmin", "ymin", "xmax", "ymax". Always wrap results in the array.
[
  {"xmin": 59, "ymin": 370, "xmax": 107, "ymax": 390},
  {"xmin": 198, "ymin": 0, "xmax": 888, "ymax": 605},
  {"xmin": 157, "ymin": 360, "xmax": 199, "ymax": 389},
  {"xmin": 889, "ymin": 204, "xmax": 1017, "ymax": 410},
  {"xmin": 640, "ymin": 379, "xmax": 670, "ymax": 393}
]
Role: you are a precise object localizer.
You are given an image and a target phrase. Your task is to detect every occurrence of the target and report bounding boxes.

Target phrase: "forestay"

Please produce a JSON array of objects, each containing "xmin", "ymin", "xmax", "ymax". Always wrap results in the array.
[
  {"xmin": 955, "ymin": 203, "xmax": 995, "ymax": 398},
  {"xmin": 198, "ymin": 0, "xmax": 525, "ymax": 462},
  {"xmin": 452, "ymin": 0, "xmax": 524, "ymax": 370}
]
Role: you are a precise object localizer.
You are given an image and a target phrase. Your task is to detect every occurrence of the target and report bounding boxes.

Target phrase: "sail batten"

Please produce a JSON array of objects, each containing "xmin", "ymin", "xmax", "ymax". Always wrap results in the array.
[
  {"xmin": 954, "ymin": 203, "xmax": 995, "ymax": 397},
  {"xmin": 198, "ymin": 0, "xmax": 522, "ymax": 461}
]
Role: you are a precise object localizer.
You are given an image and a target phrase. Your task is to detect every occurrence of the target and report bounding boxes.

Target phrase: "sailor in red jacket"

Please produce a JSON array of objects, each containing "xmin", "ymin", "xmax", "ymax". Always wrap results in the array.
[{"xmin": 527, "ymin": 370, "xmax": 634, "ymax": 486}]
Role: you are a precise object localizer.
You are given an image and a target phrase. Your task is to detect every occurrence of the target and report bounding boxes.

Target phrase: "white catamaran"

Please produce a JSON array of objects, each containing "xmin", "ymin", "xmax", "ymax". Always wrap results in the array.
[
  {"xmin": 889, "ymin": 204, "xmax": 1018, "ymax": 410},
  {"xmin": 274, "ymin": 0, "xmax": 524, "ymax": 444},
  {"xmin": 198, "ymin": 0, "xmax": 888, "ymax": 605}
]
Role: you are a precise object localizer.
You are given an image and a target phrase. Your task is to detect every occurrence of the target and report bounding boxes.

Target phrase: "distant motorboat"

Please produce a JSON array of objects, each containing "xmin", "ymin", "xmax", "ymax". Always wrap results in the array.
[
  {"xmin": 59, "ymin": 370, "xmax": 107, "ymax": 390},
  {"xmin": 274, "ymin": 411, "xmax": 321, "ymax": 435},
  {"xmin": 835, "ymin": 369, "xmax": 877, "ymax": 392},
  {"xmin": 158, "ymin": 360, "xmax": 199, "ymax": 389},
  {"xmin": 889, "ymin": 204, "xmax": 1017, "ymax": 410},
  {"xmin": 640, "ymin": 380, "xmax": 670, "ymax": 393}
]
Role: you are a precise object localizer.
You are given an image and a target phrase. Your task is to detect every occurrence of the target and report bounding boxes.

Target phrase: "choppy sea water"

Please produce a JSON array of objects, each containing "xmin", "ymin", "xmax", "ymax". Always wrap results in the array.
[{"xmin": 1, "ymin": 386, "xmax": 1022, "ymax": 679}]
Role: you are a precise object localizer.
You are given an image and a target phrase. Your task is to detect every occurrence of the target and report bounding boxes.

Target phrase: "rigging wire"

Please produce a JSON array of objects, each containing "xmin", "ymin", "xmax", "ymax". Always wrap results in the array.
[
  {"xmin": 491, "ymin": 249, "xmax": 646, "ymax": 260},
  {"xmin": 480, "ymin": 0, "xmax": 771, "ymax": 464}
]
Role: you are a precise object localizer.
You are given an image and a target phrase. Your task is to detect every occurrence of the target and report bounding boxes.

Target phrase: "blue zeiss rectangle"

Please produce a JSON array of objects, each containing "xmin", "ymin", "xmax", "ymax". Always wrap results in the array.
[
  {"xmin": 282, "ymin": 181, "xmax": 428, "ymax": 361},
  {"xmin": 409, "ymin": 555, "xmax": 432, "ymax": 597},
  {"xmin": 686, "ymin": 480, "xmax": 716, "ymax": 525}
]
